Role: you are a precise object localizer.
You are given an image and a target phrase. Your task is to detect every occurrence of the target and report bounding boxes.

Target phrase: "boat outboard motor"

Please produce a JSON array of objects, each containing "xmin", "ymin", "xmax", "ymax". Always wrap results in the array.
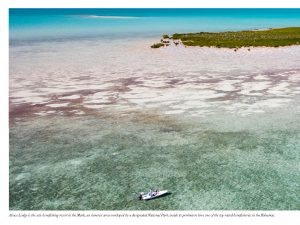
[{"xmin": 139, "ymin": 192, "xmax": 144, "ymax": 200}]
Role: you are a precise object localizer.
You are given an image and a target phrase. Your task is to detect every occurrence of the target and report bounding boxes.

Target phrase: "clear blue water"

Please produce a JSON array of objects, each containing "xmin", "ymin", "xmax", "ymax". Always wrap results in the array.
[{"xmin": 10, "ymin": 8, "xmax": 300, "ymax": 42}]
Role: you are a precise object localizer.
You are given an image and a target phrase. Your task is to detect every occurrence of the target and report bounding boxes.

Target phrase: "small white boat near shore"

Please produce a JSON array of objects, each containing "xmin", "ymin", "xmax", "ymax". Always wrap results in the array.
[{"xmin": 139, "ymin": 189, "xmax": 169, "ymax": 200}]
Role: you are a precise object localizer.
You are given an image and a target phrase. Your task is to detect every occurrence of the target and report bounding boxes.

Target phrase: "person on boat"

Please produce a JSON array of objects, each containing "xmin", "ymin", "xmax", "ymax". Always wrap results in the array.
[
  {"xmin": 149, "ymin": 189, "xmax": 155, "ymax": 197},
  {"xmin": 152, "ymin": 190, "xmax": 158, "ymax": 196}
]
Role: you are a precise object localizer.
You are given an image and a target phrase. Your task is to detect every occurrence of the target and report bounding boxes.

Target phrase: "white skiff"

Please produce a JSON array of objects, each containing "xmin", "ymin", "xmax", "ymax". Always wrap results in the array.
[{"xmin": 139, "ymin": 190, "xmax": 169, "ymax": 200}]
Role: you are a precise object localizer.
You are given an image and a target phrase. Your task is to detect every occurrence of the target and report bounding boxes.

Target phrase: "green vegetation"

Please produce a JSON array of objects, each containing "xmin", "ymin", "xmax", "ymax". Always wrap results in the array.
[
  {"xmin": 151, "ymin": 43, "xmax": 164, "ymax": 48},
  {"xmin": 151, "ymin": 35, "xmax": 172, "ymax": 48},
  {"xmin": 171, "ymin": 27, "xmax": 300, "ymax": 48},
  {"xmin": 172, "ymin": 33, "xmax": 180, "ymax": 40}
]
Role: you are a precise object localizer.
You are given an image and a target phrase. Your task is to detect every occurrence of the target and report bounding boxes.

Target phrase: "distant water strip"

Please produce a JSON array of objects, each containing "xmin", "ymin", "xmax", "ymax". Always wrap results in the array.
[{"xmin": 81, "ymin": 15, "xmax": 140, "ymax": 19}]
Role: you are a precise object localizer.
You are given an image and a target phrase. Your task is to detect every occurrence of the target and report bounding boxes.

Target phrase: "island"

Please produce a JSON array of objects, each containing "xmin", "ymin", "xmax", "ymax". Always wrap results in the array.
[{"xmin": 151, "ymin": 27, "xmax": 300, "ymax": 49}]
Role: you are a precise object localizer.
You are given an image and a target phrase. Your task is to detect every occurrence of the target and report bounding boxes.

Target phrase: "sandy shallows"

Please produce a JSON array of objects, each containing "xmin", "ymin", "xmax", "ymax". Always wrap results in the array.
[
  {"xmin": 9, "ymin": 112, "xmax": 300, "ymax": 210},
  {"xmin": 9, "ymin": 39, "xmax": 300, "ymax": 119},
  {"xmin": 9, "ymin": 38, "xmax": 300, "ymax": 210}
]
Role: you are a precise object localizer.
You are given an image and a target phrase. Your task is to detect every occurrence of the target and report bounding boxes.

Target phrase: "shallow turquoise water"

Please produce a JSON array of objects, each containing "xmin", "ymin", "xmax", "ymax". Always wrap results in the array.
[{"xmin": 9, "ymin": 108, "xmax": 300, "ymax": 210}]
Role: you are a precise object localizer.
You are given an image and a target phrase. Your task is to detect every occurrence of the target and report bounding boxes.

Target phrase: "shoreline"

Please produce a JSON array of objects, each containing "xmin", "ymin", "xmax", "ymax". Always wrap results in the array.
[
  {"xmin": 149, "ymin": 38, "xmax": 300, "ymax": 52},
  {"xmin": 151, "ymin": 27, "xmax": 300, "ymax": 49}
]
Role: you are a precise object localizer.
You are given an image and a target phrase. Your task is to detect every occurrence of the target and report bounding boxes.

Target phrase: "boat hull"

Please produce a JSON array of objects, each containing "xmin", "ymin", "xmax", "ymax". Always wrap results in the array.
[{"xmin": 141, "ymin": 190, "xmax": 169, "ymax": 200}]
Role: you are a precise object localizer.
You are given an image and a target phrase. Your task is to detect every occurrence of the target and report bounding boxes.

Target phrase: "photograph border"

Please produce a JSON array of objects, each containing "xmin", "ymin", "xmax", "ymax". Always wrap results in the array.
[{"xmin": 2, "ymin": 1, "xmax": 300, "ymax": 225}]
